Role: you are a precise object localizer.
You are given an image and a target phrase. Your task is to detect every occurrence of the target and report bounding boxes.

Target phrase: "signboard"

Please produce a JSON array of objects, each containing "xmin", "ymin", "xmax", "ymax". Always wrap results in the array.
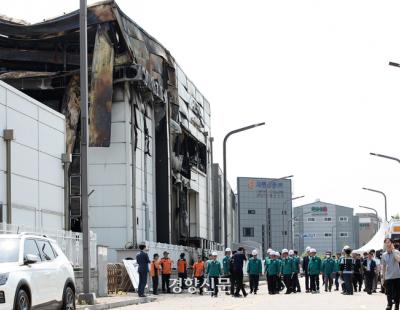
[
  {"xmin": 310, "ymin": 206, "xmax": 328, "ymax": 216},
  {"xmin": 248, "ymin": 179, "xmax": 283, "ymax": 190},
  {"xmin": 303, "ymin": 233, "xmax": 317, "ymax": 238},
  {"xmin": 123, "ymin": 259, "xmax": 142, "ymax": 289}
]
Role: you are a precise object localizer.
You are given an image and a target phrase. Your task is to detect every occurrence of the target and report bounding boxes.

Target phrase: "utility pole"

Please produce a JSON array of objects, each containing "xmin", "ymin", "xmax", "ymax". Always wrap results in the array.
[{"xmin": 78, "ymin": 0, "xmax": 95, "ymax": 305}]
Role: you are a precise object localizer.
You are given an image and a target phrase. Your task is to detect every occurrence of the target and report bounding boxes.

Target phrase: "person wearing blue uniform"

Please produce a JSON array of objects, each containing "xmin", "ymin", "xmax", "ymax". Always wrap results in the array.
[{"xmin": 136, "ymin": 243, "xmax": 150, "ymax": 297}]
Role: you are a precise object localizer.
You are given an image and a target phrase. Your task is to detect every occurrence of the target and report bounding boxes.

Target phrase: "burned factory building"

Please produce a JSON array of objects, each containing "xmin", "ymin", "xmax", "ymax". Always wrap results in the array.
[{"xmin": 0, "ymin": 0, "xmax": 218, "ymax": 260}]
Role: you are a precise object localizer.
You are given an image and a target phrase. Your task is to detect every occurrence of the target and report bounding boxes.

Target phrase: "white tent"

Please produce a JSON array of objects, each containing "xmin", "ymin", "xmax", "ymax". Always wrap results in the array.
[{"xmin": 352, "ymin": 222, "xmax": 389, "ymax": 254}]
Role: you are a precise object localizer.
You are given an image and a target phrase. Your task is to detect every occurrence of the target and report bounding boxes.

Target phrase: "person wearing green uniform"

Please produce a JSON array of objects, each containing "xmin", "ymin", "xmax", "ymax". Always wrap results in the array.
[
  {"xmin": 322, "ymin": 251, "xmax": 335, "ymax": 292},
  {"xmin": 290, "ymin": 250, "xmax": 301, "ymax": 293},
  {"xmin": 206, "ymin": 252, "xmax": 222, "ymax": 297},
  {"xmin": 277, "ymin": 252, "xmax": 284, "ymax": 292},
  {"xmin": 268, "ymin": 252, "xmax": 281, "ymax": 294},
  {"xmin": 308, "ymin": 248, "xmax": 322, "ymax": 294},
  {"xmin": 334, "ymin": 253, "xmax": 341, "ymax": 291},
  {"xmin": 265, "ymin": 250, "xmax": 273, "ymax": 294},
  {"xmin": 281, "ymin": 249, "xmax": 294, "ymax": 294},
  {"xmin": 222, "ymin": 247, "xmax": 233, "ymax": 295},
  {"xmin": 247, "ymin": 250, "xmax": 262, "ymax": 294}
]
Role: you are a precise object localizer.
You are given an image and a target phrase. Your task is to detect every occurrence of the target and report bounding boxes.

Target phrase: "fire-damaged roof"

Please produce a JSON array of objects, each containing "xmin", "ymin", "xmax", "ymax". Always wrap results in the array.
[{"xmin": 0, "ymin": 0, "xmax": 211, "ymax": 149}]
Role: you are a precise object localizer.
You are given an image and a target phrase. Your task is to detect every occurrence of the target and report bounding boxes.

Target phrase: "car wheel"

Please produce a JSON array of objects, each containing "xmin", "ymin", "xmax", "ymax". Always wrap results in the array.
[
  {"xmin": 16, "ymin": 289, "xmax": 30, "ymax": 310},
  {"xmin": 63, "ymin": 286, "xmax": 75, "ymax": 310}
]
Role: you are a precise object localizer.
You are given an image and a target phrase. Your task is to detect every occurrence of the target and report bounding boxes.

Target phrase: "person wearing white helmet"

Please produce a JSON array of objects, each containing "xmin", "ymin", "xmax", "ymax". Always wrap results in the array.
[
  {"xmin": 206, "ymin": 251, "xmax": 222, "ymax": 297},
  {"xmin": 265, "ymin": 249, "xmax": 274, "ymax": 294},
  {"xmin": 291, "ymin": 250, "xmax": 301, "ymax": 293},
  {"xmin": 267, "ymin": 251, "xmax": 280, "ymax": 295},
  {"xmin": 222, "ymin": 248, "xmax": 233, "ymax": 295},
  {"xmin": 247, "ymin": 250, "xmax": 262, "ymax": 294},
  {"xmin": 281, "ymin": 249, "xmax": 294, "ymax": 294},
  {"xmin": 308, "ymin": 248, "xmax": 322, "ymax": 294},
  {"xmin": 303, "ymin": 246, "xmax": 312, "ymax": 293}
]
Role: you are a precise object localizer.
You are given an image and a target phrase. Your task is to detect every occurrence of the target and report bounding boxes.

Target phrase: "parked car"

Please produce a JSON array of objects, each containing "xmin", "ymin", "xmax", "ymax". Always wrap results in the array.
[{"xmin": 0, "ymin": 233, "xmax": 76, "ymax": 310}]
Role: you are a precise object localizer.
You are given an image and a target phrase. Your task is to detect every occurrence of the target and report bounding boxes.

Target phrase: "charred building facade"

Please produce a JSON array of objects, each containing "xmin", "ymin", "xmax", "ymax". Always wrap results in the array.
[{"xmin": 0, "ymin": 1, "xmax": 216, "ymax": 259}]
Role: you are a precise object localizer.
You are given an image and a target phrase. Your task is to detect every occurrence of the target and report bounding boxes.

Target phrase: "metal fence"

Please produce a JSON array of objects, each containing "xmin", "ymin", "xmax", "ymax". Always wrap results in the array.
[{"xmin": 0, "ymin": 222, "xmax": 97, "ymax": 269}]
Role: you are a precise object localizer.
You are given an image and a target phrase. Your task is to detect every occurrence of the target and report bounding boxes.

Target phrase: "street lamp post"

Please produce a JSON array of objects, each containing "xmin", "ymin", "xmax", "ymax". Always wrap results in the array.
[
  {"xmin": 282, "ymin": 195, "xmax": 305, "ymax": 248},
  {"xmin": 362, "ymin": 187, "xmax": 387, "ymax": 223},
  {"xmin": 331, "ymin": 225, "xmax": 336, "ymax": 254},
  {"xmin": 359, "ymin": 205, "xmax": 380, "ymax": 230},
  {"xmin": 223, "ymin": 122, "xmax": 265, "ymax": 247}
]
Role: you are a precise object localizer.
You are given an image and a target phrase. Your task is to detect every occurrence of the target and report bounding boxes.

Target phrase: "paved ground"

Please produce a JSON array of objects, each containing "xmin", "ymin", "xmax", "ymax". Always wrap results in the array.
[{"xmin": 118, "ymin": 280, "xmax": 387, "ymax": 310}]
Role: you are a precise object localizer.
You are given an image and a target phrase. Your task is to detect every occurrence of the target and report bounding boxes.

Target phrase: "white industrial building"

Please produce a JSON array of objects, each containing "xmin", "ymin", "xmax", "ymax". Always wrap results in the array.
[{"xmin": 0, "ymin": 80, "xmax": 66, "ymax": 230}]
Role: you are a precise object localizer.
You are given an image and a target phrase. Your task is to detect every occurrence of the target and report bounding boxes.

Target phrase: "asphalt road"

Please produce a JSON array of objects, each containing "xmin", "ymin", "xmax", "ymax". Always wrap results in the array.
[{"xmin": 120, "ymin": 281, "xmax": 387, "ymax": 310}]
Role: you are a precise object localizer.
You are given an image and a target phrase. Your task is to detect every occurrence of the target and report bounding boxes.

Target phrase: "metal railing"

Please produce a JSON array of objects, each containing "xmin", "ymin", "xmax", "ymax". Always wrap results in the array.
[{"xmin": 0, "ymin": 222, "xmax": 97, "ymax": 269}]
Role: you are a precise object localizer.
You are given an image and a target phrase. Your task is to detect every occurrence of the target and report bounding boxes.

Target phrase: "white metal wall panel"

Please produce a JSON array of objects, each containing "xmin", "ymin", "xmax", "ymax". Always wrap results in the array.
[
  {"xmin": 88, "ymin": 164, "xmax": 127, "ymax": 186},
  {"xmin": 7, "ymin": 108, "xmax": 38, "ymax": 150},
  {"xmin": 6, "ymin": 90, "xmax": 38, "ymax": 119},
  {"xmin": 11, "ymin": 175, "xmax": 38, "ymax": 209},
  {"xmin": 89, "ymin": 185, "xmax": 127, "ymax": 207},
  {"xmin": 38, "ymin": 123, "xmax": 64, "ymax": 158},
  {"xmin": 39, "ymin": 182, "xmax": 63, "ymax": 214},
  {"xmin": 0, "ymin": 81, "xmax": 65, "ymax": 231},
  {"xmin": 11, "ymin": 142, "xmax": 39, "ymax": 179},
  {"xmin": 39, "ymin": 153, "xmax": 63, "ymax": 187},
  {"xmin": 89, "ymin": 206, "xmax": 127, "ymax": 227}
]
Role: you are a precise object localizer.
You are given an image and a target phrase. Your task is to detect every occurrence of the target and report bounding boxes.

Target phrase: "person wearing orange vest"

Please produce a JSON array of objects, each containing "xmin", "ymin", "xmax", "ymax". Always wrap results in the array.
[
  {"xmin": 150, "ymin": 253, "xmax": 161, "ymax": 295},
  {"xmin": 192, "ymin": 255, "xmax": 206, "ymax": 295},
  {"xmin": 160, "ymin": 251, "xmax": 173, "ymax": 293},
  {"xmin": 177, "ymin": 253, "xmax": 188, "ymax": 290}
]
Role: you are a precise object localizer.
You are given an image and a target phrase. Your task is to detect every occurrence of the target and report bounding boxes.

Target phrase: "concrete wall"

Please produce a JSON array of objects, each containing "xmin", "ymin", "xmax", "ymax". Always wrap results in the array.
[{"xmin": 0, "ymin": 81, "xmax": 65, "ymax": 230}]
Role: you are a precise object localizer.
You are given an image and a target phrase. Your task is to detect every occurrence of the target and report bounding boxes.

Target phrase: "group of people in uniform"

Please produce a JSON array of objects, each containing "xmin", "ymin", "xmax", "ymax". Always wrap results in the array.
[{"xmin": 135, "ymin": 239, "xmax": 400, "ymax": 309}]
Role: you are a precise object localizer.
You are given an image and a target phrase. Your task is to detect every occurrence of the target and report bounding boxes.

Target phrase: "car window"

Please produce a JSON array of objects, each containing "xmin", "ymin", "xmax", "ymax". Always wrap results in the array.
[
  {"xmin": 36, "ymin": 240, "xmax": 56, "ymax": 261},
  {"xmin": 0, "ymin": 238, "xmax": 20, "ymax": 263},
  {"xmin": 24, "ymin": 239, "xmax": 42, "ymax": 261}
]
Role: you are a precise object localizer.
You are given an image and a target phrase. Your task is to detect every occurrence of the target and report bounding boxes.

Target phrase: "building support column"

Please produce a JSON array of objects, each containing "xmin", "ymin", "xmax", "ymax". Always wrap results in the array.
[
  {"xmin": 3, "ymin": 129, "xmax": 14, "ymax": 224},
  {"xmin": 62, "ymin": 153, "xmax": 72, "ymax": 231}
]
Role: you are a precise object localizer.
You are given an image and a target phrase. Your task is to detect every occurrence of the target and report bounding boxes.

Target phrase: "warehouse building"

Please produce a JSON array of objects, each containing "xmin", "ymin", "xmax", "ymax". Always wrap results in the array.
[
  {"xmin": 237, "ymin": 177, "xmax": 293, "ymax": 254},
  {"xmin": 0, "ymin": 80, "xmax": 66, "ymax": 230},
  {"xmin": 356, "ymin": 212, "xmax": 379, "ymax": 247},
  {"xmin": 293, "ymin": 201, "xmax": 360, "ymax": 254}
]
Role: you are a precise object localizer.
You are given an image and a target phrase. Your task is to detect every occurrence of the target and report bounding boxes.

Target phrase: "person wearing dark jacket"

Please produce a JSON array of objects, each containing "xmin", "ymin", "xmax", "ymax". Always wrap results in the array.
[
  {"xmin": 302, "ymin": 247, "xmax": 311, "ymax": 293},
  {"xmin": 340, "ymin": 247, "xmax": 354, "ymax": 295},
  {"xmin": 136, "ymin": 243, "xmax": 150, "ymax": 297},
  {"xmin": 363, "ymin": 251, "xmax": 377, "ymax": 295},
  {"xmin": 352, "ymin": 253, "xmax": 363, "ymax": 292},
  {"xmin": 232, "ymin": 247, "xmax": 248, "ymax": 298}
]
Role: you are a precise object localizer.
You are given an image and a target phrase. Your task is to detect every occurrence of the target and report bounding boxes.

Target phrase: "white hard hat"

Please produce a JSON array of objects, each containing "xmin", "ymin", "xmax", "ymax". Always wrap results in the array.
[
  {"xmin": 267, "ymin": 248, "xmax": 273, "ymax": 253},
  {"xmin": 271, "ymin": 251, "xmax": 277, "ymax": 256},
  {"xmin": 343, "ymin": 245, "xmax": 350, "ymax": 251},
  {"xmin": 225, "ymin": 248, "xmax": 231, "ymax": 252},
  {"xmin": 310, "ymin": 248, "xmax": 317, "ymax": 253},
  {"xmin": 252, "ymin": 250, "xmax": 258, "ymax": 256},
  {"xmin": 282, "ymin": 249, "xmax": 289, "ymax": 254},
  {"xmin": 289, "ymin": 250, "xmax": 294, "ymax": 255},
  {"xmin": 306, "ymin": 246, "xmax": 311, "ymax": 252},
  {"xmin": 212, "ymin": 251, "xmax": 218, "ymax": 256},
  {"xmin": 276, "ymin": 252, "xmax": 281, "ymax": 257}
]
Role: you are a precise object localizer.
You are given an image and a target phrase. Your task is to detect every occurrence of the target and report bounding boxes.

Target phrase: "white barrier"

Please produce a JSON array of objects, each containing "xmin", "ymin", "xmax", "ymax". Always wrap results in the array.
[{"xmin": 0, "ymin": 222, "xmax": 97, "ymax": 269}]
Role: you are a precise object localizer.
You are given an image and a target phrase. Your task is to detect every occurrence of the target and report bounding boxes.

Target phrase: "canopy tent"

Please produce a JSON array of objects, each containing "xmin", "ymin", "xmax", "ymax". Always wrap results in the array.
[{"xmin": 352, "ymin": 222, "xmax": 389, "ymax": 254}]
